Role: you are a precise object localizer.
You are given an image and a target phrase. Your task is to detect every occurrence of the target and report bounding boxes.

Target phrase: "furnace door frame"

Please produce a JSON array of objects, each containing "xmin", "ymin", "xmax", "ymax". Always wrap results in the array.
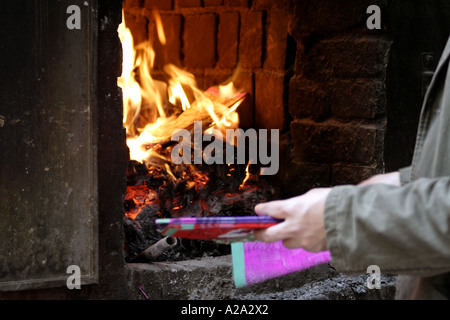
[{"xmin": 0, "ymin": 0, "xmax": 99, "ymax": 292}]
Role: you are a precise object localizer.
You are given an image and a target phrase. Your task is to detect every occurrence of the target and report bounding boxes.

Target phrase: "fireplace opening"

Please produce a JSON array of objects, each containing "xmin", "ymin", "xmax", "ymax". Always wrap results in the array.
[{"xmin": 120, "ymin": 2, "xmax": 284, "ymax": 262}]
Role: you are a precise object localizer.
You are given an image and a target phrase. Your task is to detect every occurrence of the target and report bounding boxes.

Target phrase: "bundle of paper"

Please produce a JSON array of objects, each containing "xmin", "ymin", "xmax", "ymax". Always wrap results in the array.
[{"xmin": 155, "ymin": 216, "xmax": 281, "ymax": 244}]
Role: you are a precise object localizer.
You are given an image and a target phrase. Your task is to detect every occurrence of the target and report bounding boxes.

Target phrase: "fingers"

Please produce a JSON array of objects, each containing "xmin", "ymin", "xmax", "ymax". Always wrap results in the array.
[
  {"xmin": 253, "ymin": 221, "xmax": 288, "ymax": 243},
  {"xmin": 254, "ymin": 200, "xmax": 290, "ymax": 220},
  {"xmin": 253, "ymin": 225, "xmax": 303, "ymax": 249},
  {"xmin": 253, "ymin": 198, "xmax": 295, "ymax": 243},
  {"xmin": 255, "ymin": 227, "xmax": 327, "ymax": 252},
  {"xmin": 252, "ymin": 190, "xmax": 329, "ymax": 252}
]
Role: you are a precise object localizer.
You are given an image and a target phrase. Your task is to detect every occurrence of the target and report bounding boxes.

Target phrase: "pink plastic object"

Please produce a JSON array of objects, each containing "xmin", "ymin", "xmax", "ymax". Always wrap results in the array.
[{"xmin": 232, "ymin": 241, "xmax": 331, "ymax": 288}]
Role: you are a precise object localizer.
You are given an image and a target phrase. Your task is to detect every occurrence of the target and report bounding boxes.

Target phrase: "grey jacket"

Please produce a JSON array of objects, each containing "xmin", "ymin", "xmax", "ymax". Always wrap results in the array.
[{"xmin": 324, "ymin": 36, "xmax": 450, "ymax": 300}]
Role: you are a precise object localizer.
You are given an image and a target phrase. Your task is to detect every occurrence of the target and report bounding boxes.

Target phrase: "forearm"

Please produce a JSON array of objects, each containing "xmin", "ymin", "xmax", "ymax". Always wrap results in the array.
[{"xmin": 324, "ymin": 177, "xmax": 450, "ymax": 276}]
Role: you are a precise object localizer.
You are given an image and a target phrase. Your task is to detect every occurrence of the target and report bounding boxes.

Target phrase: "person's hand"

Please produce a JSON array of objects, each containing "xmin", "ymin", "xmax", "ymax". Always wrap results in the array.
[
  {"xmin": 253, "ymin": 172, "xmax": 399, "ymax": 251},
  {"xmin": 357, "ymin": 171, "xmax": 400, "ymax": 187},
  {"xmin": 253, "ymin": 188, "xmax": 331, "ymax": 252}
]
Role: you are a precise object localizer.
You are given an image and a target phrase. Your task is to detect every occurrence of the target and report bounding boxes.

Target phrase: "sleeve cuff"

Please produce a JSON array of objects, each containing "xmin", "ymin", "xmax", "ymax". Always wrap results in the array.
[
  {"xmin": 323, "ymin": 185, "xmax": 354, "ymax": 272},
  {"xmin": 399, "ymin": 166, "xmax": 412, "ymax": 186}
]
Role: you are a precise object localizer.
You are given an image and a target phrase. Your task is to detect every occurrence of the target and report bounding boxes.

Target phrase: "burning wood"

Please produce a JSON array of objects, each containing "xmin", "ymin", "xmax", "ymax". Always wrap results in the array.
[{"xmin": 123, "ymin": 158, "xmax": 278, "ymax": 261}]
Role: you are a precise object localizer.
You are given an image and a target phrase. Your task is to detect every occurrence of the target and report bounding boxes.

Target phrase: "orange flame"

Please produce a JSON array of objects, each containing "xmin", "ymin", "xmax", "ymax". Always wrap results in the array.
[
  {"xmin": 118, "ymin": 10, "xmax": 245, "ymax": 164},
  {"xmin": 239, "ymin": 162, "xmax": 252, "ymax": 190}
]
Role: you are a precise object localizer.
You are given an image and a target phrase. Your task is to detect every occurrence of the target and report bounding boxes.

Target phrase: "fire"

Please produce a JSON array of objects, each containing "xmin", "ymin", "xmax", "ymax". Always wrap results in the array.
[
  {"xmin": 119, "ymin": 11, "xmax": 279, "ymax": 262},
  {"xmin": 118, "ymin": 9, "xmax": 265, "ymax": 235},
  {"xmin": 118, "ymin": 11, "xmax": 245, "ymax": 164},
  {"xmin": 239, "ymin": 162, "xmax": 252, "ymax": 190}
]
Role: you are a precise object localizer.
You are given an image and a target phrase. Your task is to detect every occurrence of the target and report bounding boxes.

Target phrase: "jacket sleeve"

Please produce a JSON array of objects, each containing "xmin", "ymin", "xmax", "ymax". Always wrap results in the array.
[
  {"xmin": 399, "ymin": 166, "xmax": 412, "ymax": 186},
  {"xmin": 324, "ymin": 176, "xmax": 450, "ymax": 276}
]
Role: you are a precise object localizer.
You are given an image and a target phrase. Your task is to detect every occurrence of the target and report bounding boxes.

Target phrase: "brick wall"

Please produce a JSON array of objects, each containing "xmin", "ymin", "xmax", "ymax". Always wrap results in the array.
[
  {"xmin": 278, "ymin": 0, "xmax": 390, "ymax": 196},
  {"xmin": 122, "ymin": 0, "xmax": 392, "ymax": 197},
  {"xmin": 123, "ymin": 0, "xmax": 292, "ymax": 131}
]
